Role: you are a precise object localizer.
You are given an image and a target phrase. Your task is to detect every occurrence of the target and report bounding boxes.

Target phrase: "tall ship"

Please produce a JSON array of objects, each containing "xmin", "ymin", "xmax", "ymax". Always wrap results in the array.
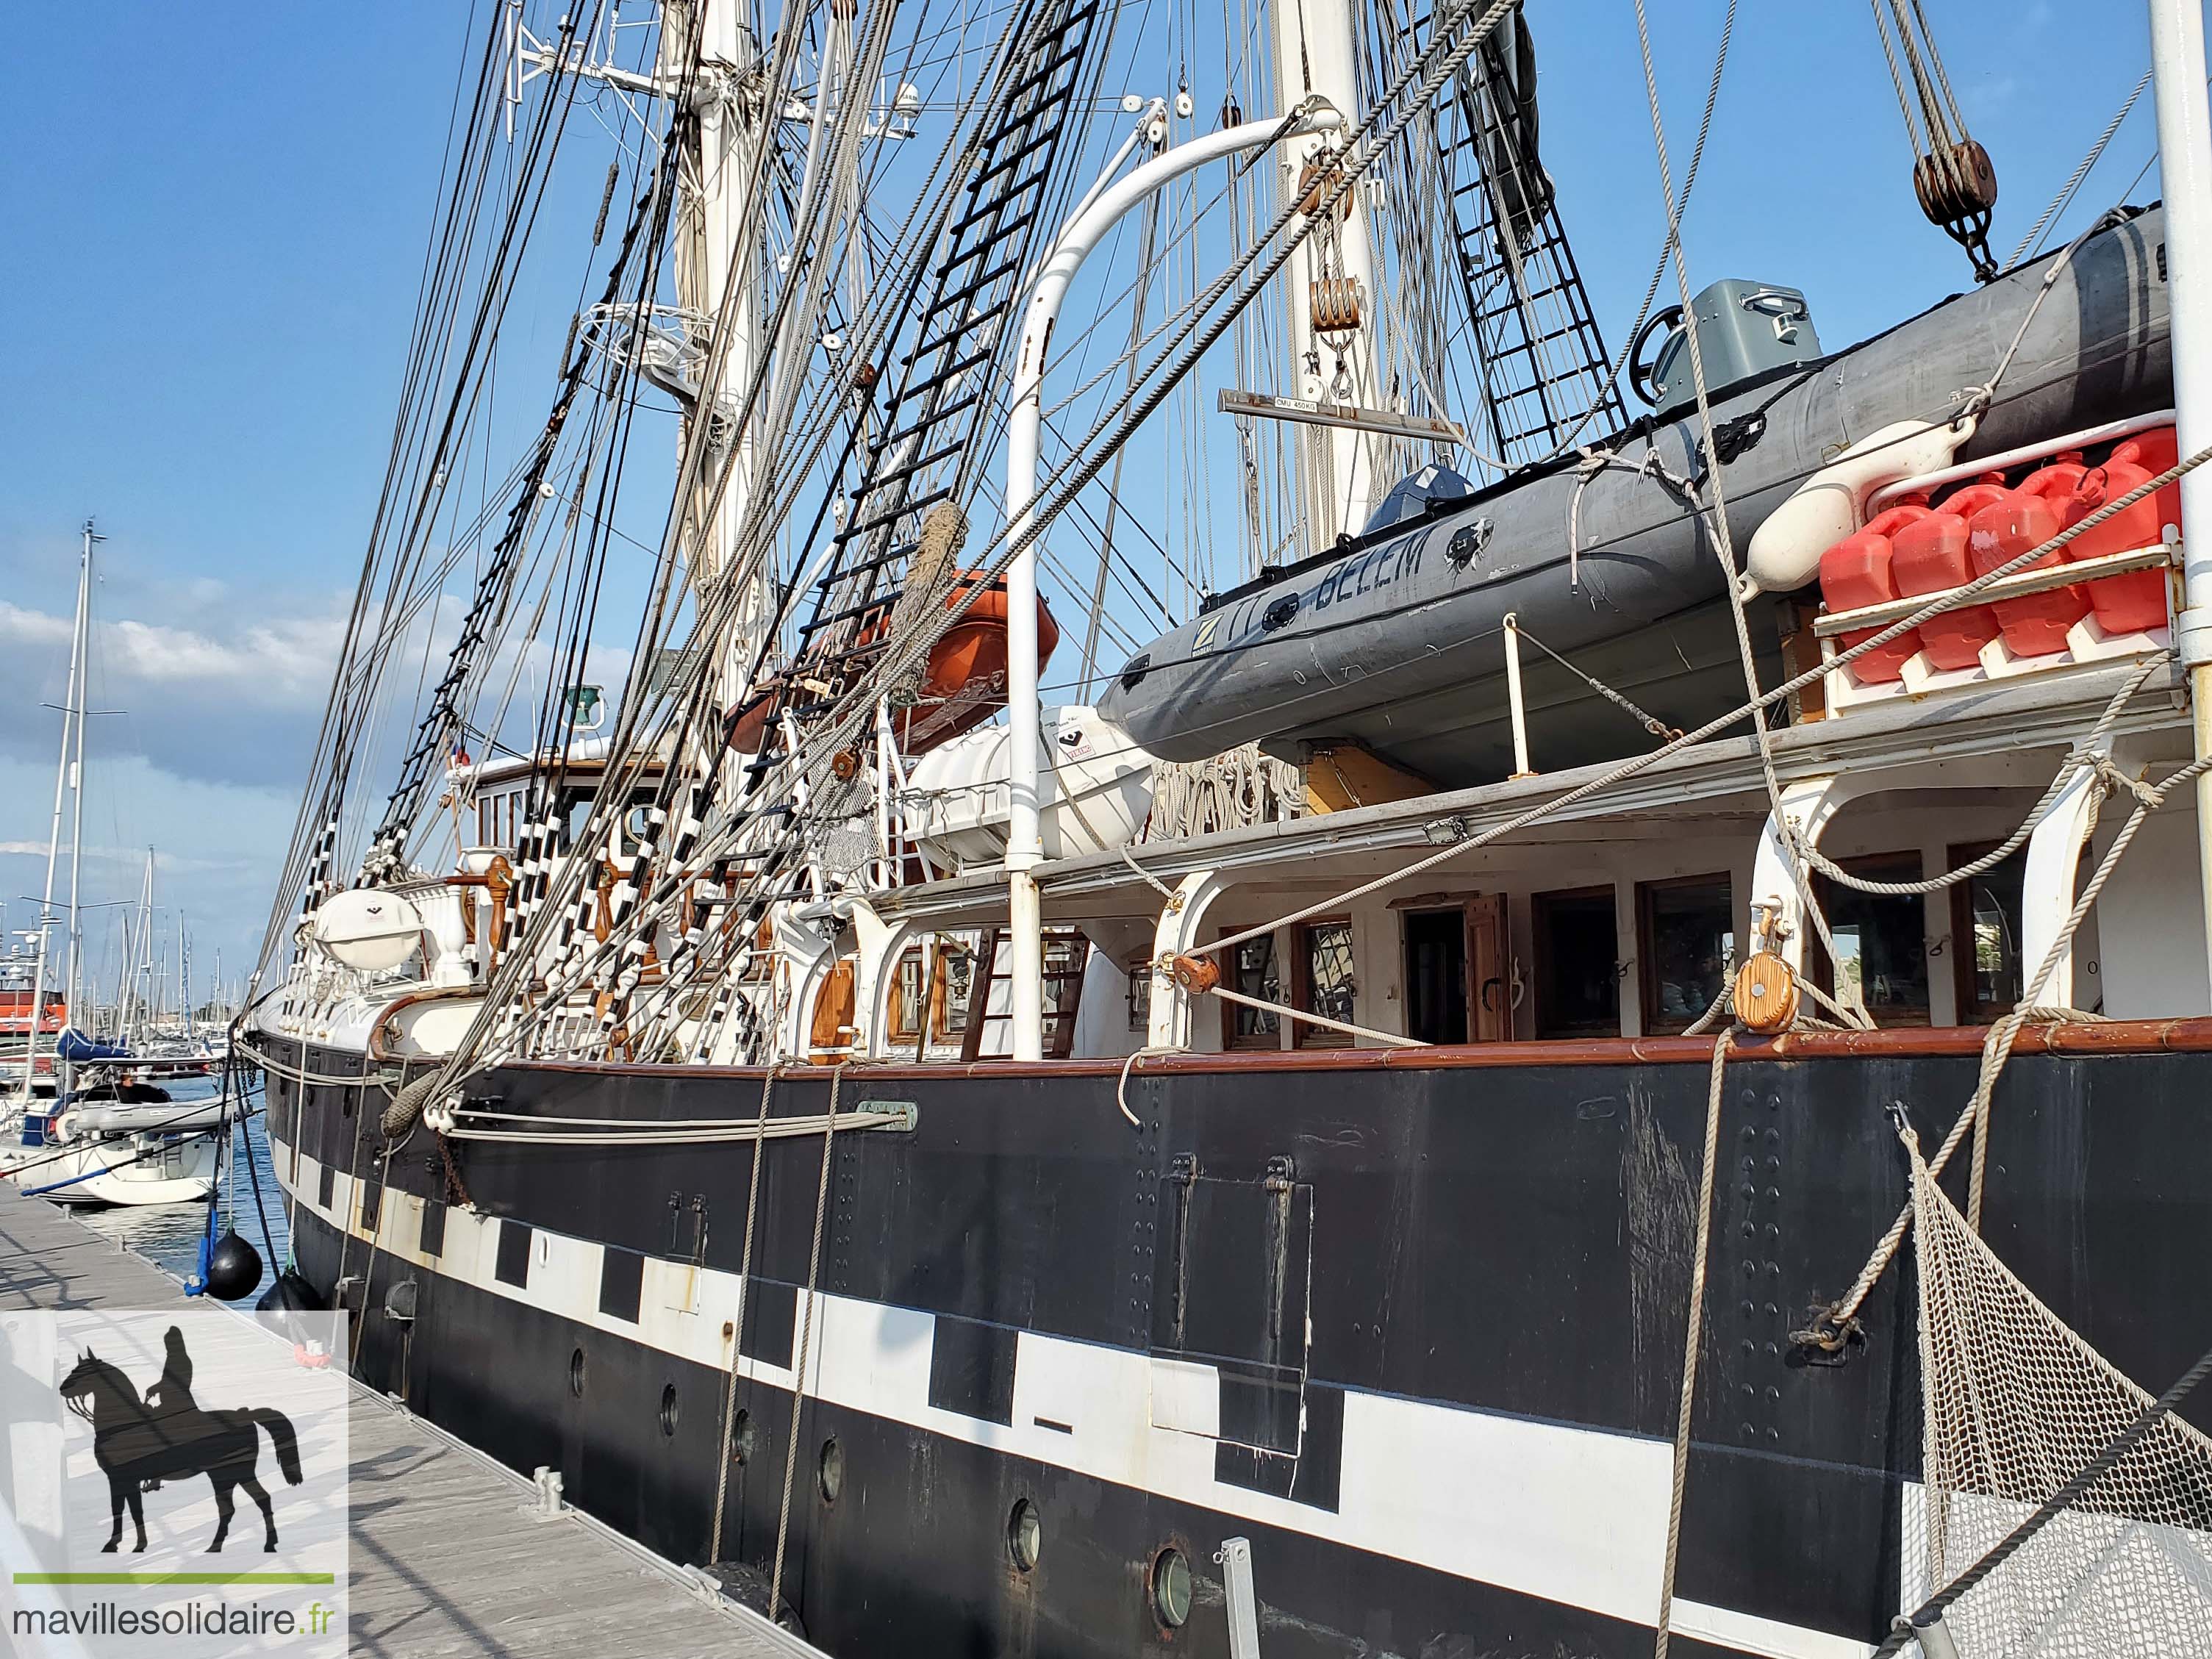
[{"xmin": 246, "ymin": 1, "xmax": 2212, "ymax": 1652}]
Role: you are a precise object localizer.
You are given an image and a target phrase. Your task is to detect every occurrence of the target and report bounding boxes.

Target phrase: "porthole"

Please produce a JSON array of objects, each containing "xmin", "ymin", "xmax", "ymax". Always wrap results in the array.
[
  {"xmin": 729, "ymin": 1408, "xmax": 756, "ymax": 1465},
  {"xmin": 1150, "ymin": 1546, "xmax": 1191, "ymax": 1630},
  {"xmin": 817, "ymin": 1436, "xmax": 844, "ymax": 1504},
  {"xmin": 1006, "ymin": 1498, "xmax": 1042, "ymax": 1572},
  {"xmin": 568, "ymin": 1347, "xmax": 586, "ymax": 1397},
  {"xmin": 659, "ymin": 1383, "xmax": 679, "ymax": 1438}
]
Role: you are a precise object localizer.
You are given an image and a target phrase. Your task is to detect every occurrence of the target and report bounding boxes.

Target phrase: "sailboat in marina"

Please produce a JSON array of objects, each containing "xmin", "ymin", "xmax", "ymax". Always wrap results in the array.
[
  {"xmin": 243, "ymin": 0, "xmax": 2212, "ymax": 1652},
  {"xmin": 1, "ymin": 523, "xmax": 222, "ymax": 1207}
]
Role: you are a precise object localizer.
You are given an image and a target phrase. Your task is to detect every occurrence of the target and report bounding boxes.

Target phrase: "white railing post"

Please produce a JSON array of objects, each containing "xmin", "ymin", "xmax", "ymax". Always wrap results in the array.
[
  {"xmin": 2149, "ymin": 0, "xmax": 2212, "ymax": 1000},
  {"xmin": 1503, "ymin": 612, "xmax": 1534, "ymax": 780}
]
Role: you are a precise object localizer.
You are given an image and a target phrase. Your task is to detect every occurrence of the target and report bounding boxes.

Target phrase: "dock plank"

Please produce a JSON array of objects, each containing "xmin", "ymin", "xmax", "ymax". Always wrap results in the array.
[{"xmin": 0, "ymin": 1186, "xmax": 822, "ymax": 1658}]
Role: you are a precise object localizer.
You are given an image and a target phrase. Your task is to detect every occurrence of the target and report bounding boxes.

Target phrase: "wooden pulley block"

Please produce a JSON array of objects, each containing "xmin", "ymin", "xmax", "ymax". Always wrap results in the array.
[
  {"xmin": 1733, "ymin": 950, "xmax": 1799, "ymax": 1033},
  {"xmin": 1167, "ymin": 953, "xmax": 1219, "ymax": 994},
  {"xmin": 1310, "ymin": 275, "xmax": 1363, "ymax": 336},
  {"xmin": 1292, "ymin": 159, "xmax": 1353, "ymax": 223},
  {"xmin": 1912, "ymin": 139, "xmax": 1998, "ymax": 225}
]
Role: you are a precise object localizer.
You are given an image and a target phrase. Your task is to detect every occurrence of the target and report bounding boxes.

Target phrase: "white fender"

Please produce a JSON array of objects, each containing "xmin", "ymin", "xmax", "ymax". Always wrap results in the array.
[{"xmin": 1741, "ymin": 415, "xmax": 1979, "ymax": 598}]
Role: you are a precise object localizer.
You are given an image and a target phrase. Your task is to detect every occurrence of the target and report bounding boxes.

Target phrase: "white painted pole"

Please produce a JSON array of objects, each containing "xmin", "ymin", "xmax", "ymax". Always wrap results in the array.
[
  {"xmin": 873, "ymin": 696, "xmax": 894, "ymax": 887},
  {"xmin": 2148, "ymin": 0, "xmax": 2212, "ymax": 1001},
  {"xmin": 1003, "ymin": 108, "xmax": 1344, "ymax": 1058},
  {"xmin": 1502, "ymin": 612, "xmax": 1533, "ymax": 779}
]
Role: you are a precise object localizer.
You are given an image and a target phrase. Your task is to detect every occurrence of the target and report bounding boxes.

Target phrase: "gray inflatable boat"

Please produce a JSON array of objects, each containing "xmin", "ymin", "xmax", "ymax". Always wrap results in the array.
[{"xmin": 1100, "ymin": 207, "xmax": 2174, "ymax": 786}]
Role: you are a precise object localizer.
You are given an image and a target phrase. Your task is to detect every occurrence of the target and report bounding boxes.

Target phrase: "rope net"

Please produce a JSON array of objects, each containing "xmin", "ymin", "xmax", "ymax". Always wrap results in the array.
[{"xmin": 1906, "ymin": 1127, "xmax": 2212, "ymax": 1657}]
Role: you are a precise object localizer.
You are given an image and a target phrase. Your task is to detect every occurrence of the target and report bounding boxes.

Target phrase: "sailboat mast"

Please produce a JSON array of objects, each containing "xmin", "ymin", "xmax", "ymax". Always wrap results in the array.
[
  {"xmin": 15, "ymin": 520, "xmax": 95, "ymax": 1107},
  {"xmin": 62, "ymin": 524, "xmax": 91, "ymax": 1051},
  {"xmin": 124, "ymin": 848, "xmax": 153, "ymax": 1049},
  {"xmin": 1270, "ymin": 0, "xmax": 1384, "ymax": 547},
  {"xmin": 179, "ymin": 914, "xmax": 193, "ymax": 1042}
]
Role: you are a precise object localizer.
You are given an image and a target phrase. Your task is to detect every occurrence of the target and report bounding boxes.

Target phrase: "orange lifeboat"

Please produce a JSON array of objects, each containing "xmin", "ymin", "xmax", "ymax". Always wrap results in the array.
[
  {"xmin": 889, "ymin": 571, "xmax": 1059, "ymax": 754},
  {"xmin": 720, "ymin": 574, "xmax": 1060, "ymax": 759},
  {"xmin": 723, "ymin": 687, "xmax": 778, "ymax": 756}
]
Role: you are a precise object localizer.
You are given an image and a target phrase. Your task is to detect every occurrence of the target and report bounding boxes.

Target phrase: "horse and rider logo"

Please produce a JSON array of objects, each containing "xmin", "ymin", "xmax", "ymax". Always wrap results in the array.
[{"xmin": 57, "ymin": 1325, "xmax": 303, "ymax": 1554}]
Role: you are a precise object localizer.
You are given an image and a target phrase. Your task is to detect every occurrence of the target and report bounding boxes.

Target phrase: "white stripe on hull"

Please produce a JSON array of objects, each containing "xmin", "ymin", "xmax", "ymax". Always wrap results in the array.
[{"xmin": 279, "ymin": 1132, "xmax": 1875, "ymax": 1658}]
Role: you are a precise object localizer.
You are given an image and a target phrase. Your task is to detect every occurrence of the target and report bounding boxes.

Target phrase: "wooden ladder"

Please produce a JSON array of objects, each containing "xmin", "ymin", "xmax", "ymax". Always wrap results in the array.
[{"xmin": 960, "ymin": 928, "xmax": 1086, "ymax": 1061}]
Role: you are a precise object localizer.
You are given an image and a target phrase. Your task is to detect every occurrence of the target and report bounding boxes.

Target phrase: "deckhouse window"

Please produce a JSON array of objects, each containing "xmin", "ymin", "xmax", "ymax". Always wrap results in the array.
[
  {"xmin": 931, "ymin": 941, "xmax": 976, "ymax": 1042},
  {"xmin": 1638, "ymin": 875, "xmax": 1734, "ymax": 1036},
  {"xmin": 1948, "ymin": 842, "xmax": 2026, "ymax": 1022},
  {"xmin": 1533, "ymin": 886, "xmax": 1619, "ymax": 1039},
  {"xmin": 1222, "ymin": 930, "xmax": 1282, "ymax": 1050},
  {"xmin": 887, "ymin": 947, "xmax": 926, "ymax": 1043},
  {"xmin": 1292, "ymin": 919, "xmax": 1356, "ymax": 1048},
  {"xmin": 1814, "ymin": 851, "xmax": 1931, "ymax": 1027}
]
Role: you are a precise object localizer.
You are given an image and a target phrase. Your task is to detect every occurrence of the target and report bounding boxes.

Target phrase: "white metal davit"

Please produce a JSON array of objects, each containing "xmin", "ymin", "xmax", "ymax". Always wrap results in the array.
[{"xmin": 998, "ymin": 103, "xmax": 1347, "ymax": 1058}]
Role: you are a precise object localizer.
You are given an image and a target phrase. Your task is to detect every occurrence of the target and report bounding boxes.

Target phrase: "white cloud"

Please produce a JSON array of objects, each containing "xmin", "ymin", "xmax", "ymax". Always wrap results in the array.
[
  {"xmin": 0, "ymin": 598, "xmax": 344, "ymax": 704},
  {"xmin": 0, "ymin": 582, "xmax": 352, "ymax": 789},
  {"xmin": 0, "ymin": 602, "xmax": 72, "ymax": 647},
  {"xmin": 0, "ymin": 839, "xmax": 260, "ymax": 875}
]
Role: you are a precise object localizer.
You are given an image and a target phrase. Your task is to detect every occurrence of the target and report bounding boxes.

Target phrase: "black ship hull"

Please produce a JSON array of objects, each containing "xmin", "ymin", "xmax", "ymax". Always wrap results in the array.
[{"xmin": 266, "ymin": 1027, "xmax": 2212, "ymax": 1658}]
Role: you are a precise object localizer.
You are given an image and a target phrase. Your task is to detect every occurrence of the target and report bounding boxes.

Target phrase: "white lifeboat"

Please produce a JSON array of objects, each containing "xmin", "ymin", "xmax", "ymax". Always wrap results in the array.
[
  {"xmin": 309, "ymin": 889, "xmax": 426, "ymax": 973},
  {"xmin": 902, "ymin": 706, "xmax": 1154, "ymax": 870}
]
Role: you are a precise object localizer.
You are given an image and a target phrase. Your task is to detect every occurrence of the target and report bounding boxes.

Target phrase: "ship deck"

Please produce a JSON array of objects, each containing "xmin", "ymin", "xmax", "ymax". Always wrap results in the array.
[
  {"xmin": 879, "ymin": 655, "xmax": 2191, "ymax": 925},
  {"xmin": 0, "ymin": 1183, "xmax": 830, "ymax": 1659}
]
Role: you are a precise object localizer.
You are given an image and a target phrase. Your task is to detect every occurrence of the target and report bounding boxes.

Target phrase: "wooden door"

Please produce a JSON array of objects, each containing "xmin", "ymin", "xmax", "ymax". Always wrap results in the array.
[
  {"xmin": 808, "ymin": 958, "xmax": 856, "ymax": 1063},
  {"xmin": 1467, "ymin": 894, "xmax": 1514, "ymax": 1043}
]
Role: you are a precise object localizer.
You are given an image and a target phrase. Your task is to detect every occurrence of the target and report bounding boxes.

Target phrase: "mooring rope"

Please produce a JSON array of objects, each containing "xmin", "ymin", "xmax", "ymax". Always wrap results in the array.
[{"xmin": 1653, "ymin": 1028, "xmax": 1735, "ymax": 1658}]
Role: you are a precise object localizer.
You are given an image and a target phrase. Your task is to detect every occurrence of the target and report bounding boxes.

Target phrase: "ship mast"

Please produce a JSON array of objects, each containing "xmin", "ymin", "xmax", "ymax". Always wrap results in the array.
[
  {"xmin": 662, "ymin": 0, "xmax": 774, "ymax": 703},
  {"xmin": 14, "ymin": 520, "xmax": 96, "ymax": 1109},
  {"xmin": 1271, "ymin": 0, "xmax": 1386, "ymax": 546}
]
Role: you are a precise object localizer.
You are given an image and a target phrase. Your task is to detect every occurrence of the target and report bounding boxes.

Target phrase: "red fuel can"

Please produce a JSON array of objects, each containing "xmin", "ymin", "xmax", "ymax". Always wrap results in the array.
[
  {"xmin": 1819, "ymin": 503, "xmax": 1933, "ymax": 683},
  {"xmin": 1966, "ymin": 464, "xmax": 2090, "ymax": 658},
  {"xmin": 1890, "ymin": 481, "xmax": 2011, "ymax": 670},
  {"xmin": 2066, "ymin": 430, "xmax": 2178, "ymax": 635}
]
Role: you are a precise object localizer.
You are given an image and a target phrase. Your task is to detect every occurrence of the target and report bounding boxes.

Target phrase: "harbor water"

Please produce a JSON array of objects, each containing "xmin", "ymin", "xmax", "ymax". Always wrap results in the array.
[{"xmin": 71, "ymin": 1074, "xmax": 292, "ymax": 1303}]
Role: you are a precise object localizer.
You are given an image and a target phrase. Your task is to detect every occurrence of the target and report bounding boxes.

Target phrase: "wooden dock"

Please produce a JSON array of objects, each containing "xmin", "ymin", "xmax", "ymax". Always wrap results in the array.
[{"xmin": 0, "ymin": 1185, "xmax": 824, "ymax": 1659}]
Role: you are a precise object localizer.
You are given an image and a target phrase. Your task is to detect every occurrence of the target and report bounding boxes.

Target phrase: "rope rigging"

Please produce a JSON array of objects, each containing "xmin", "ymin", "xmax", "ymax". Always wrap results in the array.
[{"xmin": 1869, "ymin": 0, "xmax": 2002, "ymax": 281}]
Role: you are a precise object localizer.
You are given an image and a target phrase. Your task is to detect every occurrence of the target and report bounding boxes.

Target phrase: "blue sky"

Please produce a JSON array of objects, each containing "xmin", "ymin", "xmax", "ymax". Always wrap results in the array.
[{"xmin": 0, "ymin": 0, "xmax": 2176, "ymax": 992}]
